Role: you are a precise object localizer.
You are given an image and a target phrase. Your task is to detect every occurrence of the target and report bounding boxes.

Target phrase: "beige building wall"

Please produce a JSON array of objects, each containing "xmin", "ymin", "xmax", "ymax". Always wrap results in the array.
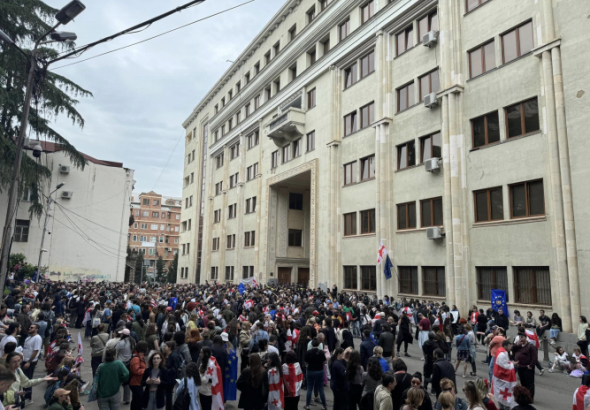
[{"xmin": 178, "ymin": 0, "xmax": 590, "ymax": 332}]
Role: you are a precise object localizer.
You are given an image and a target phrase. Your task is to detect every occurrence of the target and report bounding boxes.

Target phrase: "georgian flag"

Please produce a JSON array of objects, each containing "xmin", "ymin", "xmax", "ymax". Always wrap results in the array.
[
  {"xmin": 150, "ymin": 299, "xmax": 157, "ymax": 308},
  {"xmin": 573, "ymin": 385, "xmax": 590, "ymax": 410},
  {"xmin": 285, "ymin": 329, "xmax": 300, "ymax": 352},
  {"xmin": 268, "ymin": 367, "xmax": 284, "ymax": 410},
  {"xmin": 206, "ymin": 357, "xmax": 224, "ymax": 410},
  {"xmin": 491, "ymin": 347, "xmax": 517, "ymax": 409},
  {"xmin": 377, "ymin": 241, "xmax": 387, "ymax": 264},
  {"xmin": 244, "ymin": 299, "xmax": 254, "ymax": 310},
  {"xmin": 282, "ymin": 363, "xmax": 303, "ymax": 398},
  {"xmin": 77, "ymin": 333, "xmax": 83, "ymax": 356},
  {"xmin": 525, "ymin": 329, "xmax": 540, "ymax": 349}
]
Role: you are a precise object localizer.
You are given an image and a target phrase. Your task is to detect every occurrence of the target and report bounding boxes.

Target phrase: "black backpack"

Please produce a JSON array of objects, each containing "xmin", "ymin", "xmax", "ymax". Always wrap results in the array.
[{"xmin": 173, "ymin": 378, "xmax": 191, "ymax": 410}]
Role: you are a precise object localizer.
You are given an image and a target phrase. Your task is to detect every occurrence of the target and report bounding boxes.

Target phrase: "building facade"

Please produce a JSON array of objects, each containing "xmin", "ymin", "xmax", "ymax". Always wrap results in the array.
[
  {"xmin": 179, "ymin": 0, "xmax": 590, "ymax": 332},
  {"xmin": 0, "ymin": 142, "xmax": 134, "ymax": 282},
  {"xmin": 129, "ymin": 192, "xmax": 181, "ymax": 277}
]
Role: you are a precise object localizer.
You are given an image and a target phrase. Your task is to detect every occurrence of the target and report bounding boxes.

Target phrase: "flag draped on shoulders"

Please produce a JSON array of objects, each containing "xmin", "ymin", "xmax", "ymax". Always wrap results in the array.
[
  {"xmin": 267, "ymin": 366, "xmax": 284, "ymax": 410},
  {"xmin": 491, "ymin": 347, "xmax": 517, "ymax": 409},
  {"xmin": 224, "ymin": 345, "xmax": 237, "ymax": 401},
  {"xmin": 282, "ymin": 363, "xmax": 303, "ymax": 398},
  {"xmin": 285, "ymin": 329, "xmax": 299, "ymax": 352},
  {"xmin": 207, "ymin": 357, "xmax": 224, "ymax": 410},
  {"xmin": 573, "ymin": 384, "xmax": 590, "ymax": 410},
  {"xmin": 524, "ymin": 328, "xmax": 540, "ymax": 348},
  {"xmin": 244, "ymin": 299, "xmax": 254, "ymax": 310}
]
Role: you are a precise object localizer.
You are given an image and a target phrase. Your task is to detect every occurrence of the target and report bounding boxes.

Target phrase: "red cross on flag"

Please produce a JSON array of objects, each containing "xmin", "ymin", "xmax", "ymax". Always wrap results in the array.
[
  {"xmin": 207, "ymin": 357, "xmax": 224, "ymax": 410},
  {"xmin": 282, "ymin": 362, "xmax": 303, "ymax": 399},
  {"xmin": 244, "ymin": 299, "xmax": 254, "ymax": 310},
  {"xmin": 377, "ymin": 241, "xmax": 387, "ymax": 265},
  {"xmin": 491, "ymin": 347, "xmax": 517, "ymax": 409},
  {"xmin": 268, "ymin": 366, "xmax": 284, "ymax": 410},
  {"xmin": 573, "ymin": 384, "xmax": 590, "ymax": 410}
]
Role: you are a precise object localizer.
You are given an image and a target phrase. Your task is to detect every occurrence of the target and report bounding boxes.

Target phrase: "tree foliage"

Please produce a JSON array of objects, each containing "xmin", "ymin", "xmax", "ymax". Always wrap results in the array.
[
  {"xmin": 156, "ymin": 255, "xmax": 166, "ymax": 283},
  {"xmin": 167, "ymin": 252, "xmax": 178, "ymax": 284},
  {"xmin": 0, "ymin": 0, "xmax": 92, "ymax": 218},
  {"xmin": 134, "ymin": 252, "xmax": 144, "ymax": 284}
]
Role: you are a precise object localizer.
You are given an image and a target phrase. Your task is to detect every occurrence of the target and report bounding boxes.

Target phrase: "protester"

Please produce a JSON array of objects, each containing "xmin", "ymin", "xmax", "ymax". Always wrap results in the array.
[
  {"xmin": 373, "ymin": 374, "xmax": 396, "ymax": 410},
  {"xmin": 96, "ymin": 348, "xmax": 130, "ymax": 410},
  {"xmin": 511, "ymin": 386, "xmax": 536, "ymax": 410},
  {"xmin": 175, "ymin": 363, "xmax": 201, "ymax": 410},
  {"xmin": 237, "ymin": 353, "xmax": 268, "ymax": 410}
]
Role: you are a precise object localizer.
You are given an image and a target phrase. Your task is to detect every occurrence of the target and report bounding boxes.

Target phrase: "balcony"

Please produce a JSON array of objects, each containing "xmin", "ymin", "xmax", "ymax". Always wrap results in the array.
[{"xmin": 266, "ymin": 107, "xmax": 306, "ymax": 147}]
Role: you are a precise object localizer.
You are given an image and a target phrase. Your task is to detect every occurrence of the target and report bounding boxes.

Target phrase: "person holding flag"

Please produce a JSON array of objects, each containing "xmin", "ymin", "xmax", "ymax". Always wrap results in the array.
[
  {"xmin": 237, "ymin": 353, "xmax": 268, "ymax": 410},
  {"xmin": 492, "ymin": 339, "xmax": 517, "ymax": 410},
  {"xmin": 573, "ymin": 374, "xmax": 590, "ymax": 410},
  {"xmin": 282, "ymin": 351, "xmax": 303, "ymax": 410},
  {"xmin": 266, "ymin": 353, "xmax": 284, "ymax": 410}
]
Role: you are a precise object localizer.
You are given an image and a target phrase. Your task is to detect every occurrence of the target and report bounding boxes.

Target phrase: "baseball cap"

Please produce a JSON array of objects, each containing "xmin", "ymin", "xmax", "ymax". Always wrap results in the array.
[
  {"xmin": 54, "ymin": 388, "xmax": 70, "ymax": 398},
  {"xmin": 118, "ymin": 328, "xmax": 130, "ymax": 336},
  {"xmin": 221, "ymin": 332, "xmax": 229, "ymax": 342},
  {"xmin": 166, "ymin": 307, "xmax": 173, "ymax": 312}
]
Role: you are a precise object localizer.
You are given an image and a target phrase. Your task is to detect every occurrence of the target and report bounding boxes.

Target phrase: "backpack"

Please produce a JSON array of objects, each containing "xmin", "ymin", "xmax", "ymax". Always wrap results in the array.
[
  {"xmin": 44, "ymin": 381, "xmax": 60, "ymax": 404},
  {"xmin": 173, "ymin": 378, "xmax": 191, "ymax": 410}
]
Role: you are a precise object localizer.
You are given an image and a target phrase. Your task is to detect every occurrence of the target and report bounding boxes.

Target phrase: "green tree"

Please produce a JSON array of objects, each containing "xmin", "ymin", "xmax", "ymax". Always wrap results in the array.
[
  {"xmin": 167, "ymin": 252, "xmax": 178, "ymax": 284},
  {"xmin": 0, "ymin": 0, "xmax": 92, "ymax": 218},
  {"xmin": 134, "ymin": 252, "xmax": 144, "ymax": 284},
  {"xmin": 156, "ymin": 255, "xmax": 166, "ymax": 283}
]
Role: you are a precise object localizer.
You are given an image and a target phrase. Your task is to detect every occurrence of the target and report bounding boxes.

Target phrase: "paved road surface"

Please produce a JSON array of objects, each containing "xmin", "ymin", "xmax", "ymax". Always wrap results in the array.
[{"xmin": 28, "ymin": 330, "xmax": 578, "ymax": 410}]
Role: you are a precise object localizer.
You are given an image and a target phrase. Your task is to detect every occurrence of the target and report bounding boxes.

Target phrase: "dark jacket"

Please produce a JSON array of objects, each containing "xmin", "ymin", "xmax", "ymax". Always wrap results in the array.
[
  {"xmin": 140, "ymin": 368, "xmax": 166, "ymax": 409},
  {"xmin": 163, "ymin": 350, "xmax": 184, "ymax": 384},
  {"xmin": 237, "ymin": 368, "xmax": 268, "ymax": 410},
  {"xmin": 330, "ymin": 359, "xmax": 348, "ymax": 392},
  {"xmin": 512, "ymin": 342, "xmax": 538, "ymax": 368},
  {"xmin": 401, "ymin": 386, "xmax": 433, "ymax": 410},
  {"xmin": 396, "ymin": 316, "xmax": 413, "ymax": 344},
  {"xmin": 323, "ymin": 327, "xmax": 337, "ymax": 352},
  {"xmin": 422, "ymin": 339, "xmax": 439, "ymax": 377},
  {"xmin": 391, "ymin": 372, "xmax": 412, "ymax": 410},
  {"xmin": 378, "ymin": 331, "xmax": 395, "ymax": 357},
  {"xmin": 496, "ymin": 314, "xmax": 510, "ymax": 330},
  {"xmin": 431, "ymin": 358, "xmax": 456, "ymax": 398},
  {"xmin": 211, "ymin": 344, "xmax": 228, "ymax": 374},
  {"xmin": 360, "ymin": 339, "xmax": 375, "ymax": 370}
]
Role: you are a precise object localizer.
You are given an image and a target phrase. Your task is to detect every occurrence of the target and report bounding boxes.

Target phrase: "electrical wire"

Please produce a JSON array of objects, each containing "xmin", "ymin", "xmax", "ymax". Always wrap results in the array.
[
  {"xmin": 151, "ymin": 130, "xmax": 184, "ymax": 191},
  {"xmin": 51, "ymin": 0, "xmax": 258, "ymax": 70},
  {"xmin": 52, "ymin": 200, "xmax": 129, "ymax": 238}
]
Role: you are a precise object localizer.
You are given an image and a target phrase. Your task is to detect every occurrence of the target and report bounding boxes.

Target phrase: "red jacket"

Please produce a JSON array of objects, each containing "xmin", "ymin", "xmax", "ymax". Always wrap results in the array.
[{"xmin": 129, "ymin": 355, "xmax": 146, "ymax": 386}]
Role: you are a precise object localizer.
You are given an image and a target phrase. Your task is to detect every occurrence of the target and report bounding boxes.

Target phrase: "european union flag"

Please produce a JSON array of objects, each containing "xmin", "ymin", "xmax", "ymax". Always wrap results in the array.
[
  {"xmin": 491, "ymin": 289, "xmax": 509, "ymax": 316},
  {"xmin": 224, "ymin": 345, "xmax": 238, "ymax": 401},
  {"xmin": 384, "ymin": 255, "xmax": 393, "ymax": 280},
  {"xmin": 238, "ymin": 283, "xmax": 245, "ymax": 295}
]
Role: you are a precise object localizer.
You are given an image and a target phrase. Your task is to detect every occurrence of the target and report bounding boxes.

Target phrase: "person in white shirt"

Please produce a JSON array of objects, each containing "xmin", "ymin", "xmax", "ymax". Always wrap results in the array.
[
  {"xmin": 268, "ymin": 335, "xmax": 280, "ymax": 356},
  {"xmin": 0, "ymin": 324, "xmax": 19, "ymax": 356},
  {"xmin": 22, "ymin": 324, "xmax": 42, "ymax": 404}
]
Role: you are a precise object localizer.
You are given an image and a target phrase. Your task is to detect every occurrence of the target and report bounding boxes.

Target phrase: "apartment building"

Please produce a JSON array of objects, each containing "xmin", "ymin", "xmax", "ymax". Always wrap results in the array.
[
  {"xmin": 179, "ymin": 0, "xmax": 590, "ymax": 332},
  {"xmin": 129, "ymin": 192, "xmax": 181, "ymax": 276}
]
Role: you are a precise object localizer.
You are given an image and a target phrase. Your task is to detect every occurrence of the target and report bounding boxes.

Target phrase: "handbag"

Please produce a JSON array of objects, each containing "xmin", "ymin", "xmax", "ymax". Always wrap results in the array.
[
  {"xmin": 92, "ymin": 317, "xmax": 101, "ymax": 328},
  {"xmin": 88, "ymin": 364, "xmax": 101, "ymax": 402}
]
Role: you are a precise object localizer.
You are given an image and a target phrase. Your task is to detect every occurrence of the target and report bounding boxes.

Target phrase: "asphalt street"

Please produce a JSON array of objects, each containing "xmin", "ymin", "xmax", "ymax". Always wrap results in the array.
[{"xmin": 28, "ymin": 331, "xmax": 578, "ymax": 410}]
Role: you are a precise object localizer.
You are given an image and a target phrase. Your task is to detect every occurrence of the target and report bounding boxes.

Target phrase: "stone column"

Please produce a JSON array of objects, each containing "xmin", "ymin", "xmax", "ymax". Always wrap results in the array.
[
  {"xmin": 218, "ymin": 145, "xmax": 230, "ymax": 282},
  {"xmin": 255, "ymin": 120, "xmax": 264, "ymax": 283},
  {"xmin": 203, "ymin": 143, "xmax": 216, "ymax": 284},
  {"xmin": 234, "ymin": 134, "xmax": 247, "ymax": 284},
  {"xmin": 329, "ymin": 65, "xmax": 342, "ymax": 289}
]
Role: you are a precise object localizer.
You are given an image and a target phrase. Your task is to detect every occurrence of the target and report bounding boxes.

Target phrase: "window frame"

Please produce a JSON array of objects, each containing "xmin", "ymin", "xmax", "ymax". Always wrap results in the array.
[
  {"xmin": 360, "ymin": 1, "xmax": 374, "ymax": 24},
  {"xmin": 289, "ymin": 193, "xmax": 304, "ymax": 210},
  {"xmin": 343, "ymin": 110, "xmax": 357, "ymax": 137},
  {"xmin": 396, "ymin": 26, "xmax": 414, "ymax": 56},
  {"xmin": 476, "ymin": 266, "xmax": 508, "ymax": 301},
  {"xmin": 501, "ymin": 20, "xmax": 534, "ymax": 64},
  {"xmin": 513, "ymin": 266, "xmax": 552, "ymax": 305},
  {"xmin": 473, "ymin": 186, "xmax": 504, "ymax": 222},
  {"xmin": 14, "ymin": 219, "xmax": 30, "ymax": 242},
  {"xmin": 343, "ymin": 161, "xmax": 357, "ymax": 186},
  {"xmin": 343, "ymin": 266, "xmax": 358, "ymax": 290},
  {"xmin": 398, "ymin": 266, "xmax": 419, "ymax": 295},
  {"xmin": 420, "ymin": 132, "xmax": 442, "ymax": 163},
  {"xmin": 288, "ymin": 229, "xmax": 303, "ymax": 247},
  {"xmin": 306, "ymin": 131, "xmax": 315, "ymax": 152},
  {"xmin": 307, "ymin": 88, "xmax": 316, "ymax": 109},
  {"xmin": 468, "ymin": 40, "xmax": 496, "ymax": 79},
  {"xmin": 343, "ymin": 212, "xmax": 357, "ymax": 236},
  {"xmin": 397, "ymin": 81, "xmax": 415, "ymax": 113},
  {"xmin": 360, "ymin": 155, "xmax": 375, "ymax": 182},
  {"xmin": 471, "ymin": 110, "xmax": 501, "ymax": 148},
  {"xmin": 360, "ymin": 266, "xmax": 377, "ymax": 291},
  {"xmin": 360, "ymin": 50, "xmax": 375, "ymax": 79},
  {"xmin": 417, "ymin": 10, "xmax": 439, "ymax": 41},
  {"xmin": 271, "ymin": 150, "xmax": 279, "ymax": 169},
  {"xmin": 360, "ymin": 102, "xmax": 375, "ymax": 129},
  {"xmin": 509, "ymin": 179, "xmax": 545, "ymax": 219},
  {"xmin": 504, "ymin": 98, "xmax": 540, "ymax": 139},
  {"xmin": 422, "ymin": 266, "xmax": 446, "ymax": 297},
  {"xmin": 360, "ymin": 208, "xmax": 376, "ymax": 234},
  {"xmin": 397, "ymin": 140, "xmax": 416, "ymax": 170},
  {"xmin": 419, "ymin": 68, "xmax": 440, "ymax": 101},
  {"xmin": 420, "ymin": 197, "xmax": 443, "ymax": 227},
  {"xmin": 339, "ymin": 19, "xmax": 350, "ymax": 41},
  {"xmin": 344, "ymin": 63, "xmax": 358, "ymax": 89},
  {"xmin": 397, "ymin": 202, "xmax": 417, "ymax": 230}
]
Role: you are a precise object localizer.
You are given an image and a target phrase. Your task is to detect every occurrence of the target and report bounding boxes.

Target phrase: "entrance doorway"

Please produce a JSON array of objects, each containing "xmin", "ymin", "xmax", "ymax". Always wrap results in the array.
[
  {"xmin": 278, "ymin": 267, "xmax": 292, "ymax": 284},
  {"xmin": 298, "ymin": 268, "xmax": 309, "ymax": 286}
]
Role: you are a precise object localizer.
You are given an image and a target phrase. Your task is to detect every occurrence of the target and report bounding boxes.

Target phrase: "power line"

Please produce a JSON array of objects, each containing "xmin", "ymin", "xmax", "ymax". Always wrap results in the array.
[
  {"xmin": 152, "ymin": 130, "xmax": 184, "ymax": 191},
  {"xmin": 51, "ymin": 0, "xmax": 258, "ymax": 70},
  {"xmin": 53, "ymin": 201, "xmax": 129, "ymax": 237},
  {"xmin": 67, "ymin": 188, "xmax": 128, "ymax": 210}
]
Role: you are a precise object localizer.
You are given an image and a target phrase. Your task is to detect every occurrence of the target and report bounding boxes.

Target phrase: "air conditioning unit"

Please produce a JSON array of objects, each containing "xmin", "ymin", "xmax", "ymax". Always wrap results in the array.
[
  {"xmin": 422, "ymin": 30, "xmax": 439, "ymax": 48},
  {"xmin": 424, "ymin": 158, "xmax": 441, "ymax": 173},
  {"xmin": 61, "ymin": 191, "xmax": 74, "ymax": 199},
  {"xmin": 424, "ymin": 93, "xmax": 439, "ymax": 108},
  {"xmin": 59, "ymin": 165, "xmax": 70, "ymax": 174},
  {"xmin": 426, "ymin": 226, "xmax": 444, "ymax": 240}
]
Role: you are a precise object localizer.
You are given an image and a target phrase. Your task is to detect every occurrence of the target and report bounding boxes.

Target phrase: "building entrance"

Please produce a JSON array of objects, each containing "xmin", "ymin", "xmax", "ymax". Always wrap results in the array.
[{"xmin": 278, "ymin": 267, "xmax": 292, "ymax": 284}]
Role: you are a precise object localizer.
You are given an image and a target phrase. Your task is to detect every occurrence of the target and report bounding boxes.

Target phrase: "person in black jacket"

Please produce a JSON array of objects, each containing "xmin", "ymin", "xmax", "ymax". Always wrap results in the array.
[
  {"xmin": 237, "ymin": 353, "xmax": 269, "ymax": 410},
  {"xmin": 162, "ymin": 341, "xmax": 183, "ymax": 410},
  {"xmin": 422, "ymin": 332, "xmax": 438, "ymax": 392},
  {"xmin": 400, "ymin": 372, "xmax": 433, "ymax": 410},
  {"xmin": 430, "ymin": 348, "xmax": 456, "ymax": 400},
  {"xmin": 360, "ymin": 329, "xmax": 375, "ymax": 370},
  {"xmin": 391, "ymin": 358, "xmax": 412, "ymax": 410},
  {"xmin": 323, "ymin": 318, "xmax": 337, "ymax": 353},
  {"xmin": 329, "ymin": 348, "xmax": 348, "ymax": 410},
  {"xmin": 141, "ymin": 351, "xmax": 167, "ymax": 410},
  {"xmin": 396, "ymin": 311, "xmax": 413, "ymax": 357},
  {"xmin": 378, "ymin": 324, "xmax": 395, "ymax": 370}
]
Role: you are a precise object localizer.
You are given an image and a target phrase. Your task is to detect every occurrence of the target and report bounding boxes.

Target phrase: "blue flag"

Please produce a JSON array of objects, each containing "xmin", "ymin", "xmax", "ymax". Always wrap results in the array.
[
  {"xmin": 491, "ymin": 289, "xmax": 509, "ymax": 316},
  {"xmin": 384, "ymin": 255, "xmax": 393, "ymax": 280},
  {"xmin": 238, "ymin": 283, "xmax": 245, "ymax": 295},
  {"xmin": 224, "ymin": 345, "xmax": 238, "ymax": 401}
]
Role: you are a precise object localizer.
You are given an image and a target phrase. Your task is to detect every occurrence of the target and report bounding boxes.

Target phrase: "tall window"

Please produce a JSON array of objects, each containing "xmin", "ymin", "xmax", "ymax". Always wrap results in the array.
[
  {"xmin": 396, "ymin": 26, "xmax": 414, "ymax": 56},
  {"xmin": 360, "ymin": 1, "xmax": 374, "ymax": 24},
  {"xmin": 289, "ymin": 193, "xmax": 303, "ymax": 210},
  {"xmin": 419, "ymin": 69, "xmax": 440, "ymax": 101},
  {"xmin": 397, "ymin": 82, "xmax": 415, "ymax": 112},
  {"xmin": 469, "ymin": 40, "xmax": 495, "ymax": 79},
  {"xmin": 420, "ymin": 132, "xmax": 442, "ymax": 162},
  {"xmin": 230, "ymin": 143, "xmax": 240, "ymax": 159},
  {"xmin": 271, "ymin": 151, "xmax": 279, "ymax": 169},
  {"xmin": 244, "ymin": 231, "xmax": 256, "ymax": 247},
  {"xmin": 360, "ymin": 51, "xmax": 375, "ymax": 79},
  {"xmin": 306, "ymin": 131, "xmax": 315, "ymax": 152},
  {"xmin": 15, "ymin": 220, "xmax": 29, "ymax": 242},
  {"xmin": 418, "ymin": 11, "xmax": 439, "ymax": 40},
  {"xmin": 421, "ymin": 197, "xmax": 443, "ymax": 227},
  {"xmin": 343, "ymin": 162, "xmax": 357, "ymax": 186},
  {"xmin": 344, "ymin": 63, "xmax": 358, "ymax": 89},
  {"xmin": 225, "ymin": 266, "xmax": 234, "ymax": 281},
  {"xmin": 397, "ymin": 141, "xmax": 416, "ymax": 170},
  {"xmin": 476, "ymin": 267, "xmax": 508, "ymax": 301},
  {"xmin": 288, "ymin": 229, "xmax": 302, "ymax": 246},
  {"xmin": 343, "ymin": 212, "xmax": 357, "ymax": 236},
  {"xmin": 466, "ymin": 0, "xmax": 489, "ymax": 13},
  {"xmin": 212, "ymin": 238, "xmax": 219, "ymax": 251},
  {"xmin": 339, "ymin": 19, "xmax": 350, "ymax": 41},
  {"xmin": 228, "ymin": 204, "xmax": 237, "ymax": 219},
  {"xmin": 514, "ymin": 267, "xmax": 552, "ymax": 305},
  {"xmin": 242, "ymin": 266, "xmax": 254, "ymax": 279},
  {"xmin": 472, "ymin": 111, "xmax": 500, "ymax": 148},
  {"xmin": 399, "ymin": 266, "xmax": 418, "ymax": 294},
  {"xmin": 423, "ymin": 267, "xmax": 446, "ymax": 296},
  {"xmin": 397, "ymin": 202, "xmax": 416, "ymax": 230},
  {"xmin": 307, "ymin": 88, "xmax": 316, "ymax": 108},
  {"xmin": 502, "ymin": 21, "xmax": 534, "ymax": 64},
  {"xmin": 292, "ymin": 139, "xmax": 301, "ymax": 158},
  {"xmin": 361, "ymin": 266, "xmax": 376, "ymax": 291},
  {"xmin": 360, "ymin": 209, "xmax": 375, "ymax": 234},
  {"xmin": 344, "ymin": 111, "xmax": 357, "ymax": 136},
  {"xmin": 474, "ymin": 187, "xmax": 503, "ymax": 222},
  {"xmin": 505, "ymin": 98, "xmax": 539, "ymax": 139},
  {"xmin": 216, "ymin": 153, "xmax": 224, "ymax": 168},
  {"xmin": 510, "ymin": 179, "xmax": 544, "ymax": 218},
  {"xmin": 254, "ymin": 95, "xmax": 261, "ymax": 110},
  {"xmin": 282, "ymin": 145, "xmax": 291, "ymax": 163},
  {"xmin": 210, "ymin": 267, "xmax": 218, "ymax": 280},
  {"xmin": 307, "ymin": 5, "xmax": 316, "ymax": 23},
  {"xmin": 343, "ymin": 266, "xmax": 357, "ymax": 289},
  {"xmin": 226, "ymin": 234, "xmax": 236, "ymax": 249},
  {"xmin": 245, "ymin": 197, "xmax": 257, "ymax": 213},
  {"xmin": 360, "ymin": 102, "xmax": 374, "ymax": 129},
  {"xmin": 215, "ymin": 182, "xmax": 223, "ymax": 195},
  {"xmin": 360, "ymin": 155, "xmax": 375, "ymax": 181},
  {"xmin": 289, "ymin": 25, "xmax": 297, "ymax": 42},
  {"xmin": 248, "ymin": 131, "xmax": 259, "ymax": 149}
]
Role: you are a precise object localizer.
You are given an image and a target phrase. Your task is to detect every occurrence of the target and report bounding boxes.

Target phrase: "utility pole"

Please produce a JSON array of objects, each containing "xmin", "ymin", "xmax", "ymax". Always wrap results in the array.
[{"xmin": 37, "ymin": 183, "xmax": 65, "ymax": 274}]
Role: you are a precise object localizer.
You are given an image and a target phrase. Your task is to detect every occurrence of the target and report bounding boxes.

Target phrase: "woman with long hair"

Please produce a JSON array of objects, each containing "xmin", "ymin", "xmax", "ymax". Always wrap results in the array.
[
  {"xmin": 283, "ymin": 351, "xmax": 302, "ymax": 410},
  {"xmin": 267, "ymin": 353, "xmax": 284, "ymax": 410},
  {"xmin": 116, "ymin": 329, "xmax": 136, "ymax": 405},
  {"xmin": 360, "ymin": 357, "xmax": 382, "ymax": 409},
  {"xmin": 129, "ymin": 341, "xmax": 148, "ymax": 410},
  {"xmin": 198, "ymin": 347, "xmax": 213, "ymax": 410},
  {"xmin": 237, "ymin": 353, "xmax": 269, "ymax": 410},
  {"xmin": 141, "ymin": 352, "xmax": 166, "ymax": 410},
  {"xmin": 346, "ymin": 350, "xmax": 363, "ymax": 410},
  {"xmin": 463, "ymin": 381, "xmax": 486, "ymax": 410},
  {"xmin": 3, "ymin": 352, "xmax": 56, "ymax": 407},
  {"xmin": 145, "ymin": 323, "xmax": 160, "ymax": 356},
  {"xmin": 401, "ymin": 388, "xmax": 424, "ymax": 410},
  {"xmin": 474, "ymin": 377, "xmax": 498, "ymax": 410},
  {"xmin": 162, "ymin": 340, "xmax": 181, "ymax": 410},
  {"xmin": 577, "ymin": 316, "xmax": 589, "ymax": 357},
  {"xmin": 549, "ymin": 313, "xmax": 563, "ymax": 345},
  {"xmin": 296, "ymin": 325, "xmax": 312, "ymax": 388},
  {"xmin": 329, "ymin": 348, "xmax": 348, "ymax": 410},
  {"xmin": 187, "ymin": 329, "xmax": 203, "ymax": 363},
  {"xmin": 176, "ymin": 362, "xmax": 202, "ymax": 410},
  {"xmin": 397, "ymin": 311, "xmax": 413, "ymax": 358}
]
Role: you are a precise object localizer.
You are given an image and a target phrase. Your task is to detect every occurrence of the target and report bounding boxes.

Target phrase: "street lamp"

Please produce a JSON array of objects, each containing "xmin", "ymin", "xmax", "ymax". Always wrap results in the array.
[
  {"xmin": 36, "ymin": 183, "xmax": 66, "ymax": 278},
  {"xmin": 0, "ymin": 1, "xmax": 85, "ymax": 291}
]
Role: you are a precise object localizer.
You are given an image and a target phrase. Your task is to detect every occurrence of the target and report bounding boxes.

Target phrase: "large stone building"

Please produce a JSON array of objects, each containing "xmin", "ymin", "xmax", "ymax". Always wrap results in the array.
[
  {"xmin": 0, "ymin": 141, "xmax": 134, "ymax": 282},
  {"xmin": 129, "ymin": 192, "xmax": 181, "ymax": 278},
  {"xmin": 179, "ymin": 0, "xmax": 589, "ymax": 331}
]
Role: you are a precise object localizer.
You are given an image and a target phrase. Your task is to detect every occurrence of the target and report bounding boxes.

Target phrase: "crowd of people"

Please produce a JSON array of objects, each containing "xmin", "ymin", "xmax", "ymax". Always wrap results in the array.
[{"xmin": 0, "ymin": 278, "xmax": 585, "ymax": 410}]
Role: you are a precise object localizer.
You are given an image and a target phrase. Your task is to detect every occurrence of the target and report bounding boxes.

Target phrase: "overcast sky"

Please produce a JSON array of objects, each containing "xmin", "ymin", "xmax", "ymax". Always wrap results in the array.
[{"xmin": 46, "ymin": 0, "xmax": 285, "ymax": 198}]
